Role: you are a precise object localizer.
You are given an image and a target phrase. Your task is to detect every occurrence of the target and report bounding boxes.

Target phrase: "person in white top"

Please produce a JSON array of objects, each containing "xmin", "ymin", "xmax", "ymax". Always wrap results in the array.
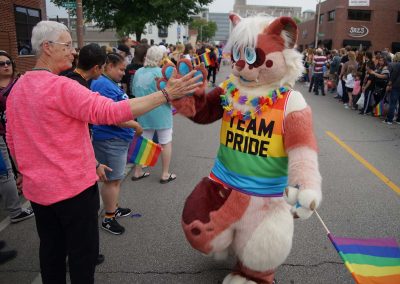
[{"xmin": 344, "ymin": 65, "xmax": 356, "ymax": 109}]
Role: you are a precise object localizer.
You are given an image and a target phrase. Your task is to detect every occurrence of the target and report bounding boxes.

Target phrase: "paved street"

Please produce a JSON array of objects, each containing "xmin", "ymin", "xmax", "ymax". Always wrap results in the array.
[{"xmin": 0, "ymin": 64, "xmax": 399, "ymax": 284}]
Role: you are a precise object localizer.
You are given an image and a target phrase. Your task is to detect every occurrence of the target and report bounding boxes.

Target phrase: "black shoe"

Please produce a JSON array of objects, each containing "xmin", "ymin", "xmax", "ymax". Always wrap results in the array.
[
  {"xmin": 96, "ymin": 254, "xmax": 105, "ymax": 265},
  {"xmin": 322, "ymin": 93, "xmax": 326, "ymax": 96},
  {"xmin": 0, "ymin": 250, "xmax": 17, "ymax": 264},
  {"xmin": 10, "ymin": 208, "xmax": 34, "ymax": 223},
  {"xmin": 102, "ymin": 218, "xmax": 125, "ymax": 235},
  {"xmin": 314, "ymin": 93, "xmax": 319, "ymax": 96},
  {"xmin": 115, "ymin": 207, "xmax": 131, "ymax": 218}
]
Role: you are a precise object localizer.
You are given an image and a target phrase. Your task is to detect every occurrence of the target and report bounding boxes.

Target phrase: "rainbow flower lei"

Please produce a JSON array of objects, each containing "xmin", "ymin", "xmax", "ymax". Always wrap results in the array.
[{"xmin": 220, "ymin": 79, "xmax": 290, "ymax": 121}]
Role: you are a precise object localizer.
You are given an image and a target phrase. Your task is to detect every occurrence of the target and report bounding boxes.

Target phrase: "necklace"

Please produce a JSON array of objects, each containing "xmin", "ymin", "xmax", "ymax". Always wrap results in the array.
[
  {"xmin": 32, "ymin": 67, "xmax": 52, "ymax": 72},
  {"xmin": 220, "ymin": 78, "xmax": 290, "ymax": 120},
  {"xmin": 74, "ymin": 68, "xmax": 88, "ymax": 81}
]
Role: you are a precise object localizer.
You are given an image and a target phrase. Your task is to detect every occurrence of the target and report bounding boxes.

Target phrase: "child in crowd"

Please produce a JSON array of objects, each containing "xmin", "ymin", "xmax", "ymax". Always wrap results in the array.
[{"xmin": 344, "ymin": 65, "xmax": 356, "ymax": 109}]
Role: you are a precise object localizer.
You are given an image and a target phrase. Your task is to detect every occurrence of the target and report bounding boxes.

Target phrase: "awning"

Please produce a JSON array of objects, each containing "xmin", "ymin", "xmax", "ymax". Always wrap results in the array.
[{"xmin": 343, "ymin": 39, "xmax": 371, "ymax": 47}]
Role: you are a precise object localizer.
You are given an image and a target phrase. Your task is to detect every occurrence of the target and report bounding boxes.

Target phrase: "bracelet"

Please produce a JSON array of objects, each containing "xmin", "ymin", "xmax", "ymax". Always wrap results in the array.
[
  {"xmin": 96, "ymin": 162, "xmax": 100, "ymax": 169},
  {"xmin": 161, "ymin": 88, "xmax": 170, "ymax": 102}
]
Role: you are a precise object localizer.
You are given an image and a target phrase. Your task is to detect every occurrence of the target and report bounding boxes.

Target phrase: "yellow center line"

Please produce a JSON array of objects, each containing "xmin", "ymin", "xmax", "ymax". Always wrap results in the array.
[{"xmin": 325, "ymin": 131, "xmax": 400, "ymax": 195}]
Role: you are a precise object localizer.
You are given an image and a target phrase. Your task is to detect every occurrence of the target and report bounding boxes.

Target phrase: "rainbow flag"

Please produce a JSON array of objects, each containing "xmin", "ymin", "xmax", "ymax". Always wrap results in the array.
[
  {"xmin": 127, "ymin": 136, "xmax": 162, "ymax": 166},
  {"xmin": 373, "ymin": 100, "xmax": 384, "ymax": 117},
  {"xmin": 328, "ymin": 234, "xmax": 400, "ymax": 284},
  {"xmin": 200, "ymin": 52, "xmax": 211, "ymax": 67}
]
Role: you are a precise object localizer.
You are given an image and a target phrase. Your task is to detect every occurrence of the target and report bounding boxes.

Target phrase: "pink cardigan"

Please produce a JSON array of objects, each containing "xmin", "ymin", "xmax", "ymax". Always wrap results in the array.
[{"xmin": 6, "ymin": 71, "xmax": 133, "ymax": 205}]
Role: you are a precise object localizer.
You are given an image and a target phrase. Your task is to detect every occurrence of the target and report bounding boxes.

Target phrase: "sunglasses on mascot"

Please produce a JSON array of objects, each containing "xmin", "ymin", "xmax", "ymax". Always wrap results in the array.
[{"xmin": 0, "ymin": 60, "xmax": 12, "ymax": 67}]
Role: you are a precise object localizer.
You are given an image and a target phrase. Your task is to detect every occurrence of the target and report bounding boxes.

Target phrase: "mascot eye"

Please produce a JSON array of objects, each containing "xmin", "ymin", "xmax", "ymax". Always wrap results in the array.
[
  {"xmin": 244, "ymin": 47, "xmax": 256, "ymax": 65},
  {"xmin": 233, "ymin": 45, "xmax": 241, "ymax": 62}
]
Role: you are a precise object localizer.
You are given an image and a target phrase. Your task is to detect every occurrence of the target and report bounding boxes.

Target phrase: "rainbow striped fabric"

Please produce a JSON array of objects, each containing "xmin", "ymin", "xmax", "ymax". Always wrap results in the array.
[
  {"xmin": 127, "ymin": 136, "xmax": 162, "ymax": 166},
  {"xmin": 373, "ymin": 100, "xmax": 384, "ymax": 117},
  {"xmin": 329, "ymin": 234, "xmax": 400, "ymax": 284},
  {"xmin": 200, "ymin": 52, "xmax": 211, "ymax": 67}
]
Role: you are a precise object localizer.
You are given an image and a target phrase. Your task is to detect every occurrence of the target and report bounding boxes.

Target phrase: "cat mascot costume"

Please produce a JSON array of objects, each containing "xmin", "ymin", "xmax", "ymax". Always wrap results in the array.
[{"xmin": 158, "ymin": 13, "xmax": 322, "ymax": 284}]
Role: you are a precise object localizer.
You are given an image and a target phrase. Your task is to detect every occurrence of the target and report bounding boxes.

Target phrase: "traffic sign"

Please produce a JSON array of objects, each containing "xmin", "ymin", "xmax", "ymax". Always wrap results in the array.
[{"xmin": 61, "ymin": 2, "xmax": 76, "ymax": 9}]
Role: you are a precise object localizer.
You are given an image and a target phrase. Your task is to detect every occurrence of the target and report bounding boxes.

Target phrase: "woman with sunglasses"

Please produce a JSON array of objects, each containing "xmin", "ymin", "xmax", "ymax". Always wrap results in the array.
[{"xmin": 0, "ymin": 51, "xmax": 35, "ymax": 223}]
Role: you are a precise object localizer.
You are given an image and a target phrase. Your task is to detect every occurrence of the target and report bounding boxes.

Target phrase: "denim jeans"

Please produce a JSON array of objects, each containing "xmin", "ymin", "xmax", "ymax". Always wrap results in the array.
[
  {"xmin": 386, "ymin": 87, "xmax": 400, "ymax": 122},
  {"xmin": 313, "ymin": 73, "xmax": 324, "ymax": 95}
]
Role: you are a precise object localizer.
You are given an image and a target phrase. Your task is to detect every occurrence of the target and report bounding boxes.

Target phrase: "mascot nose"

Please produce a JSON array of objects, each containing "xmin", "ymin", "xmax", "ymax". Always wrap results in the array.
[{"xmin": 235, "ymin": 60, "xmax": 245, "ymax": 71}]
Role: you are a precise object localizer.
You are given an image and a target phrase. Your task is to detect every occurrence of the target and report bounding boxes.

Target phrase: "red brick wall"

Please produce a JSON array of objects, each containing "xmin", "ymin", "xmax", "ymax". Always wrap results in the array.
[
  {"xmin": 0, "ymin": 0, "xmax": 46, "ymax": 74},
  {"xmin": 298, "ymin": 0, "xmax": 400, "ymax": 51}
]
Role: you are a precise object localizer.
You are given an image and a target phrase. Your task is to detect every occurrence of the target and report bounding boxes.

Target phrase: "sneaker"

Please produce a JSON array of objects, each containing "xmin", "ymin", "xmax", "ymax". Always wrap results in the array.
[
  {"xmin": 10, "ymin": 208, "xmax": 34, "ymax": 223},
  {"xmin": 344, "ymin": 105, "xmax": 349, "ymax": 109},
  {"xmin": 395, "ymin": 120, "xmax": 400, "ymax": 125},
  {"xmin": 115, "ymin": 207, "xmax": 132, "ymax": 218},
  {"xmin": 102, "ymin": 218, "xmax": 125, "ymax": 235},
  {"xmin": 383, "ymin": 119, "xmax": 393, "ymax": 125}
]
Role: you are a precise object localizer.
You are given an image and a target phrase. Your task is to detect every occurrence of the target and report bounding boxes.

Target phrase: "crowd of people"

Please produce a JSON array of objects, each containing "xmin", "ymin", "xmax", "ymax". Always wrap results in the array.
[
  {"xmin": 0, "ymin": 20, "xmax": 203, "ymax": 283},
  {"xmin": 301, "ymin": 46, "xmax": 400, "ymax": 124}
]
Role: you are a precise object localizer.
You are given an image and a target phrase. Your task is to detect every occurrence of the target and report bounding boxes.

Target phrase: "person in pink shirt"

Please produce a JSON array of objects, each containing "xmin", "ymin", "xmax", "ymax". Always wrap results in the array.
[{"xmin": 6, "ymin": 21, "xmax": 202, "ymax": 284}]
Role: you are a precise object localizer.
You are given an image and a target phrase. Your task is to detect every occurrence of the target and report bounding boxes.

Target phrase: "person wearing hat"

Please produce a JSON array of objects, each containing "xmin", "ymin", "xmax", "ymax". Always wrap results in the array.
[{"xmin": 117, "ymin": 44, "xmax": 131, "ymax": 65}]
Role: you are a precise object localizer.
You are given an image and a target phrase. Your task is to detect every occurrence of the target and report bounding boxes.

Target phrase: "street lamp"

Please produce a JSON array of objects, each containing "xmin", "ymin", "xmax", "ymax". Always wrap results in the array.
[{"xmin": 314, "ymin": 0, "xmax": 321, "ymax": 49}]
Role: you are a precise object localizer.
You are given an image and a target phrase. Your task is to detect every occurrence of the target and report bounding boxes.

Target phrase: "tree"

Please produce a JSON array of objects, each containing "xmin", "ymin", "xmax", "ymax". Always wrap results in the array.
[
  {"xmin": 52, "ymin": 0, "xmax": 213, "ymax": 41},
  {"xmin": 293, "ymin": 16, "xmax": 302, "ymax": 25},
  {"xmin": 189, "ymin": 18, "xmax": 217, "ymax": 42}
]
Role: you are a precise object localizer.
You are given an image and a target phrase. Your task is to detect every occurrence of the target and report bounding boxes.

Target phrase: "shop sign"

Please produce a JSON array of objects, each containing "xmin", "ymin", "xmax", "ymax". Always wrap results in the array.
[
  {"xmin": 349, "ymin": 0, "xmax": 369, "ymax": 6},
  {"xmin": 348, "ymin": 26, "xmax": 369, "ymax": 38}
]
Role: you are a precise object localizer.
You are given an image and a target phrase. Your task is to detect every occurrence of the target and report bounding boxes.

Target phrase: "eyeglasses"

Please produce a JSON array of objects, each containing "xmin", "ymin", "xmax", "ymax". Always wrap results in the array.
[
  {"xmin": 48, "ymin": 41, "xmax": 75, "ymax": 51},
  {"xmin": 0, "ymin": 60, "xmax": 12, "ymax": 67}
]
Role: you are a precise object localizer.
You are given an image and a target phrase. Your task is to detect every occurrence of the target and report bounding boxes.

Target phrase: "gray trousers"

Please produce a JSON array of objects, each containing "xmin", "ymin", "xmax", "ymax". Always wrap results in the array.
[{"xmin": 0, "ymin": 136, "xmax": 22, "ymax": 218}]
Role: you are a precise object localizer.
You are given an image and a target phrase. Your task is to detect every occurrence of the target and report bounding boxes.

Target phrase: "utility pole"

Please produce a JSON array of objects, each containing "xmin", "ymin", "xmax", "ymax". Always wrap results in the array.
[
  {"xmin": 314, "ymin": 0, "xmax": 321, "ymax": 49},
  {"xmin": 76, "ymin": 0, "xmax": 84, "ymax": 48}
]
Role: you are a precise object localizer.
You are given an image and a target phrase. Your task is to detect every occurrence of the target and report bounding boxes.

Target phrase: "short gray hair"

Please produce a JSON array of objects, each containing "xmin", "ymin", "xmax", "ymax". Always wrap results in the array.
[
  {"xmin": 144, "ymin": 46, "xmax": 163, "ymax": 67},
  {"xmin": 31, "ymin": 21, "xmax": 69, "ymax": 54}
]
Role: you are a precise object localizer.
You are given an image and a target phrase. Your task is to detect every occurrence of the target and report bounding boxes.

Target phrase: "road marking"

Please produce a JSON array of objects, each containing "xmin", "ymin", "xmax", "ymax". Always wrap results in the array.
[{"xmin": 326, "ymin": 131, "xmax": 400, "ymax": 195}]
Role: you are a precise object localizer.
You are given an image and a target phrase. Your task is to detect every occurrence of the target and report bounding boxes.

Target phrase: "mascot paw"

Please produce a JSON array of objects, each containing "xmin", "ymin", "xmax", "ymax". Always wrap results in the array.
[
  {"xmin": 223, "ymin": 273, "xmax": 257, "ymax": 284},
  {"xmin": 286, "ymin": 187, "xmax": 321, "ymax": 220},
  {"xmin": 156, "ymin": 59, "xmax": 207, "ymax": 117}
]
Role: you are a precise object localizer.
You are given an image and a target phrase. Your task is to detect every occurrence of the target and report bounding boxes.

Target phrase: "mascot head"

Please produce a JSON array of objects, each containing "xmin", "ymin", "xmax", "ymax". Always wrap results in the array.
[{"xmin": 226, "ymin": 13, "xmax": 304, "ymax": 88}]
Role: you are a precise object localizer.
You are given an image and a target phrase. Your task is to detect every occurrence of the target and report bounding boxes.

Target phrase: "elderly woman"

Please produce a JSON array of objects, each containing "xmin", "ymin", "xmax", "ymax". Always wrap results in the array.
[
  {"xmin": 132, "ymin": 46, "xmax": 177, "ymax": 183},
  {"xmin": 6, "ymin": 21, "xmax": 201, "ymax": 284}
]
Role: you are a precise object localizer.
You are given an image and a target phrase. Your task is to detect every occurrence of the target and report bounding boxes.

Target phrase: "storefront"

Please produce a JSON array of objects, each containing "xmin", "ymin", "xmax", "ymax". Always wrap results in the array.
[{"xmin": 297, "ymin": 0, "xmax": 400, "ymax": 52}]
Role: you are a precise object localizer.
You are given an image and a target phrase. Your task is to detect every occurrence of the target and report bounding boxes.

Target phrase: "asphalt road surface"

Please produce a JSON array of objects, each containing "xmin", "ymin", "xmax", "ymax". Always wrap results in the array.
[{"xmin": 0, "ymin": 64, "xmax": 399, "ymax": 284}]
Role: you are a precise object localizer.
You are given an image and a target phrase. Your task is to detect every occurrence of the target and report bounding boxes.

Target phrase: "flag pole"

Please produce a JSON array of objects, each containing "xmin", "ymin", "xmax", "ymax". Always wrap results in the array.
[{"xmin": 314, "ymin": 210, "xmax": 330, "ymax": 234}]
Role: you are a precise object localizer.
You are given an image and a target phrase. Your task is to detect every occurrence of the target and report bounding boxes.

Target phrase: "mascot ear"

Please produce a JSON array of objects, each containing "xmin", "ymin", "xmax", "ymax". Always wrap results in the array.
[
  {"xmin": 229, "ymin": 12, "xmax": 242, "ymax": 27},
  {"xmin": 265, "ymin": 17, "xmax": 298, "ymax": 49}
]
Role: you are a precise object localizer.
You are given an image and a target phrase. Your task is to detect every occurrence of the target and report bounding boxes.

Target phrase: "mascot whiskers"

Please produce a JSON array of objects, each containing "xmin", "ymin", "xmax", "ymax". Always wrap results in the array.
[{"xmin": 159, "ymin": 13, "xmax": 322, "ymax": 284}]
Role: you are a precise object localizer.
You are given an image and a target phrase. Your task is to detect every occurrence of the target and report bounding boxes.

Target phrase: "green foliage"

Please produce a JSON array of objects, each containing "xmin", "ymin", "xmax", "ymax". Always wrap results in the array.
[
  {"xmin": 52, "ymin": 0, "xmax": 213, "ymax": 40},
  {"xmin": 189, "ymin": 18, "xmax": 217, "ymax": 42},
  {"xmin": 293, "ymin": 16, "xmax": 302, "ymax": 25}
]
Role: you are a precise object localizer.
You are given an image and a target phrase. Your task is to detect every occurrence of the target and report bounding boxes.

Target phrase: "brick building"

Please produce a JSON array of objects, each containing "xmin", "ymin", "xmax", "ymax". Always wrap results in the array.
[
  {"xmin": 297, "ymin": 0, "xmax": 400, "ymax": 53},
  {"xmin": 0, "ymin": 0, "xmax": 46, "ymax": 73}
]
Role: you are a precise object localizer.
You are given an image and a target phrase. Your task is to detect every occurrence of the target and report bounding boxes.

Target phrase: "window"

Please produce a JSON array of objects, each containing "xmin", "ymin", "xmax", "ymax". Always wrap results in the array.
[
  {"xmin": 348, "ymin": 9, "xmax": 371, "ymax": 21},
  {"xmin": 14, "ymin": 6, "xmax": 41, "ymax": 55},
  {"xmin": 328, "ymin": 10, "xmax": 335, "ymax": 21},
  {"xmin": 397, "ymin": 11, "xmax": 400, "ymax": 23},
  {"xmin": 319, "ymin": 14, "xmax": 324, "ymax": 24},
  {"xmin": 158, "ymin": 26, "xmax": 168, "ymax": 38},
  {"xmin": 148, "ymin": 25, "xmax": 152, "ymax": 34}
]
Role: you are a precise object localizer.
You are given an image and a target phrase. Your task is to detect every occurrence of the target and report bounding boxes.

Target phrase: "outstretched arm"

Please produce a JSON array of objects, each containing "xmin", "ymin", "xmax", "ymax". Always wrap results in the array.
[{"xmin": 189, "ymin": 87, "xmax": 225, "ymax": 124}]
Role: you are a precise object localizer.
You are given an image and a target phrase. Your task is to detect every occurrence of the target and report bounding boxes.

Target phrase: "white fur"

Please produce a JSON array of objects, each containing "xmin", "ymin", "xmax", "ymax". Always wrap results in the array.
[
  {"xmin": 239, "ymin": 198, "xmax": 294, "ymax": 271},
  {"xmin": 284, "ymin": 186, "xmax": 299, "ymax": 205},
  {"xmin": 298, "ymin": 189, "xmax": 322, "ymax": 209},
  {"xmin": 223, "ymin": 274, "xmax": 257, "ymax": 284},
  {"xmin": 279, "ymin": 49, "xmax": 305, "ymax": 88},
  {"xmin": 285, "ymin": 90, "xmax": 307, "ymax": 116}
]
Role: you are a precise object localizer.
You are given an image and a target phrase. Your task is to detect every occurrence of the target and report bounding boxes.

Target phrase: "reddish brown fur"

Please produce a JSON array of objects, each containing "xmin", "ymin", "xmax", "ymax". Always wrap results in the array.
[{"xmin": 284, "ymin": 106, "xmax": 318, "ymax": 152}]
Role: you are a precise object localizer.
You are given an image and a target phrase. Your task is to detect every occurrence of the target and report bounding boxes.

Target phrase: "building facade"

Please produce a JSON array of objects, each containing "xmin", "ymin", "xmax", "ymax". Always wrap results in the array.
[
  {"xmin": 209, "ymin": 13, "xmax": 230, "ymax": 44},
  {"xmin": 297, "ymin": 0, "xmax": 400, "ymax": 52},
  {"xmin": 0, "ymin": 0, "xmax": 46, "ymax": 73},
  {"xmin": 233, "ymin": 0, "xmax": 302, "ymax": 18}
]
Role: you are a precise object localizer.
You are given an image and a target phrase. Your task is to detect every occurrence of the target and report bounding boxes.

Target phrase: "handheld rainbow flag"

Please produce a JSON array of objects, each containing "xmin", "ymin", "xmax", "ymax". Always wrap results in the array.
[
  {"xmin": 315, "ymin": 211, "xmax": 400, "ymax": 284},
  {"xmin": 200, "ymin": 52, "xmax": 212, "ymax": 67},
  {"xmin": 373, "ymin": 100, "xmax": 384, "ymax": 117},
  {"xmin": 127, "ymin": 135, "xmax": 162, "ymax": 166}
]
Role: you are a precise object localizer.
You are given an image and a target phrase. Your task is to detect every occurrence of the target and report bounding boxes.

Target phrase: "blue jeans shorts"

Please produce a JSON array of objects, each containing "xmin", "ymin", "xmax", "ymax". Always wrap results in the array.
[{"xmin": 92, "ymin": 138, "xmax": 130, "ymax": 181}]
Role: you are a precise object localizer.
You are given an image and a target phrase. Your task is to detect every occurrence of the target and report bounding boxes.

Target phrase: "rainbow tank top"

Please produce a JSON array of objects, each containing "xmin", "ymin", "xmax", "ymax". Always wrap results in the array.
[{"xmin": 210, "ymin": 81, "xmax": 291, "ymax": 197}]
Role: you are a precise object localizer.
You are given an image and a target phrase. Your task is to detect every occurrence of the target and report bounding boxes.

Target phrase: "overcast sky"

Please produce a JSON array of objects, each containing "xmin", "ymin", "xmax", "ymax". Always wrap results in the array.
[{"xmin": 46, "ymin": 0, "xmax": 317, "ymax": 18}]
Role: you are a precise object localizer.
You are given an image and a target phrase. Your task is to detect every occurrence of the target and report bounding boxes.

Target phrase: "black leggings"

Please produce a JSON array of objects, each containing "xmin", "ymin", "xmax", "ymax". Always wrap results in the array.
[{"xmin": 31, "ymin": 183, "xmax": 100, "ymax": 284}]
